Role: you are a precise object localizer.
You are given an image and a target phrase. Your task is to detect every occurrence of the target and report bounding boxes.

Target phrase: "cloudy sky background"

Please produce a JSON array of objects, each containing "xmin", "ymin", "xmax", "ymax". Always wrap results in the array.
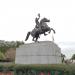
[{"xmin": 0, "ymin": 0, "xmax": 75, "ymax": 59}]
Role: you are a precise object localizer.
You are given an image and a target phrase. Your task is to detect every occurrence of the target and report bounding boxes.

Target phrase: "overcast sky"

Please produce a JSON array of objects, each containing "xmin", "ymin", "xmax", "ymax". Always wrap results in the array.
[{"xmin": 0, "ymin": 0, "xmax": 75, "ymax": 59}]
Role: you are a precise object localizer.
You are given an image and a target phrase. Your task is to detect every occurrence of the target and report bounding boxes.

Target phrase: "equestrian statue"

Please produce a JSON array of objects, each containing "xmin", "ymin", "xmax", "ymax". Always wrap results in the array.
[{"xmin": 25, "ymin": 13, "xmax": 56, "ymax": 42}]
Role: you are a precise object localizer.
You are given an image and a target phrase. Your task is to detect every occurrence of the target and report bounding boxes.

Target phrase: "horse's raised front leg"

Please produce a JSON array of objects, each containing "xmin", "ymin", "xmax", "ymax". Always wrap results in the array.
[
  {"xmin": 51, "ymin": 28, "xmax": 56, "ymax": 34},
  {"xmin": 48, "ymin": 29, "xmax": 51, "ymax": 33},
  {"xmin": 44, "ymin": 32, "xmax": 48, "ymax": 36}
]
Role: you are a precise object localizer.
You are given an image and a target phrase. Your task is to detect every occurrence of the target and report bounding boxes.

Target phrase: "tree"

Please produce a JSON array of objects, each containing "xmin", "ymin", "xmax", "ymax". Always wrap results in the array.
[
  {"xmin": 61, "ymin": 53, "xmax": 66, "ymax": 63},
  {"xmin": 0, "ymin": 51, "xmax": 5, "ymax": 60},
  {"xmin": 16, "ymin": 41, "xmax": 24, "ymax": 47},
  {"xmin": 71, "ymin": 54, "xmax": 75, "ymax": 62}
]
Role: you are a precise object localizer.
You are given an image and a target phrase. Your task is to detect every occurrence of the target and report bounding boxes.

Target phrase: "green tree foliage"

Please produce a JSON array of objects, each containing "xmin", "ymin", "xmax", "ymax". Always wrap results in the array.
[
  {"xmin": 71, "ymin": 54, "xmax": 75, "ymax": 62},
  {"xmin": 0, "ymin": 51, "xmax": 5, "ymax": 60},
  {"xmin": 0, "ymin": 40, "xmax": 24, "ymax": 61},
  {"xmin": 16, "ymin": 41, "xmax": 24, "ymax": 47},
  {"xmin": 0, "ymin": 40, "xmax": 24, "ymax": 53},
  {"xmin": 61, "ymin": 53, "xmax": 66, "ymax": 63}
]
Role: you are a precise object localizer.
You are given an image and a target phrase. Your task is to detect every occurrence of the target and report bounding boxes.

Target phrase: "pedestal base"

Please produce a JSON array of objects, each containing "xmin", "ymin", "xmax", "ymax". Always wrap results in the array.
[{"xmin": 15, "ymin": 41, "xmax": 62, "ymax": 64}]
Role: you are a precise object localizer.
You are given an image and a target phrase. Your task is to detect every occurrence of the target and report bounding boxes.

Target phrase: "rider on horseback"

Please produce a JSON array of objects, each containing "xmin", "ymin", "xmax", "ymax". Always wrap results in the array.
[
  {"xmin": 25, "ymin": 14, "xmax": 55, "ymax": 42},
  {"xmin": 35, "ymin": 13, "xmax": 40, "ymax": 28},
  {"xmin": 35, "ymin": 14, "xmax": 50, "ymax": 36}
]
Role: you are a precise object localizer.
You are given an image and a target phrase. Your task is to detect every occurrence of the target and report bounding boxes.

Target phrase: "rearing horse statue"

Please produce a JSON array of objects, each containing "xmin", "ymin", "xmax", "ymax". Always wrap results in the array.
[{"xmin": 25, "ymin": 18, "xmax": 56, "ymax": 42}]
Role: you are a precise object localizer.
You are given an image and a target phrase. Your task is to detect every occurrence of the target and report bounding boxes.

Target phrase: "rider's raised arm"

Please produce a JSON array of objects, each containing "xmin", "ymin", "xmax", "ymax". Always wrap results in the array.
[{"xmin": 37, "ymin": 13, "xmax": 40, "ymax": 20}]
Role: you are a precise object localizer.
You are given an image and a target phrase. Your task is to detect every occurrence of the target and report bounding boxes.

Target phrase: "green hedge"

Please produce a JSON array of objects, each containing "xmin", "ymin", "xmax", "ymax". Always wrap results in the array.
[{"xmin": 0, "ymin": 64, "xmax": 75, "ymax": 75}]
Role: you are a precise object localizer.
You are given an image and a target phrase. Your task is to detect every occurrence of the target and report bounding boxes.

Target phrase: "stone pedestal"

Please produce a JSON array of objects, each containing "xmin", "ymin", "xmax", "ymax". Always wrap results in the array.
[{"xmin": 15, "ymin": 41, "xmax": 62, "ymax": 64}]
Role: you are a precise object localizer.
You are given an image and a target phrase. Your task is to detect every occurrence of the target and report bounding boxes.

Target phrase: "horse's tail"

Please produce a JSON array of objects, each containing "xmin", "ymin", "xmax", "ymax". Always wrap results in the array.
[
  {"xmin": 25, "ymin": 32, "xmax": 31, "ymax": 41},
  {"xmin": 51, "ymin": 28, "xmax": 56, "ymax": 34}
]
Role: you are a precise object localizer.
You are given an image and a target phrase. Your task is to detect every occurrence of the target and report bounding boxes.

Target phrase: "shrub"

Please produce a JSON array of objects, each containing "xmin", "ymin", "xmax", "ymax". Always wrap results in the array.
[{"xmin": 0, "ymin": 64, "xmax": 75, "ymax": 75}]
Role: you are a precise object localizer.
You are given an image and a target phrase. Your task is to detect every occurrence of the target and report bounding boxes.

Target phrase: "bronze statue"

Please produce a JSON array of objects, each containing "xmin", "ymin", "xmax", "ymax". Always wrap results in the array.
[{"xmin": 25, "ymin": 14, "xmax": 56, "ymax": 42}]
